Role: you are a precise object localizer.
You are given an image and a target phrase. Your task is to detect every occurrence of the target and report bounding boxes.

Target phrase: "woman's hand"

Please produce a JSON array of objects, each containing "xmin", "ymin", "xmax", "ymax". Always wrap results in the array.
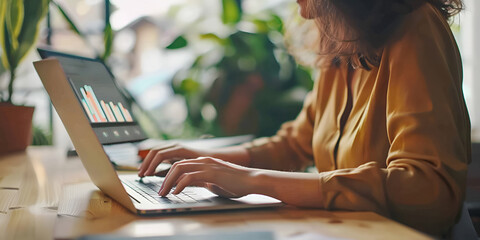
[
  {"xmin": 140, "ymin": 144, "xmax": 324, "ymax": 207},
  {"xmin": 138, "ymin": 144, "xmax": 251, "ymax": 178},
  {"xmin": 158, "ymin": 157, "xmax": 255, "ymax": 198},
  {"xmin": 157, "ymin": 156, "xmax": 325, "ymax": 208},
  {"xmin": 138, "ymin": 144, "xmax": 208, "ymax": 177}
]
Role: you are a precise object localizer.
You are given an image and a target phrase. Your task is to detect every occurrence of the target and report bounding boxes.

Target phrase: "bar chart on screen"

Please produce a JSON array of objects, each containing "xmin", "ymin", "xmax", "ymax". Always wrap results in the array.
[{"xmin": 79, "ymin": 85, "xmax": 134, "ymax": 123}]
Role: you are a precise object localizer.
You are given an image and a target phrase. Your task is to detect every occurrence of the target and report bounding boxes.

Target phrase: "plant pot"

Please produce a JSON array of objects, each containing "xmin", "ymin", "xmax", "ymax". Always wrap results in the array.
[{"xmin": 0, "ymin": 103, "xmax": 35, "ymax": 156}]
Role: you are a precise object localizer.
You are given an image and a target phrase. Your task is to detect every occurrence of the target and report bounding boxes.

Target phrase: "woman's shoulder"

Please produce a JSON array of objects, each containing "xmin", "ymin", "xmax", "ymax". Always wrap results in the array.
[
  {"xmin": 387, "ymin": 3, "xmax": 457, "ymax": 51},
  {"xmin": 381, "ymin": 2, "xmax": 461, "ymax": 67}
]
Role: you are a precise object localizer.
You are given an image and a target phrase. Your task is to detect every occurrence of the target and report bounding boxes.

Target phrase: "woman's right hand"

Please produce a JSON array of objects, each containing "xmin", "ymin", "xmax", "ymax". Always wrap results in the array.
[{"xmin": 138, "ymin": 144, "xmax": 209, "ymax": 177}]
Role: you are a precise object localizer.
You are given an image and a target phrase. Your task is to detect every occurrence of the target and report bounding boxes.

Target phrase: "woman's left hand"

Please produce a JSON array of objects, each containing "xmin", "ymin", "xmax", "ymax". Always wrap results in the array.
[{"xmin": 158, "ymin": 157, "xmax": 255, "ymax": 198}]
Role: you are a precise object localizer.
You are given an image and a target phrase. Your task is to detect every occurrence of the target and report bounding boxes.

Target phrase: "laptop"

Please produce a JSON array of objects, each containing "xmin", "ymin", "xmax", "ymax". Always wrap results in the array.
[{"xmin": 33, "ymin": 49, "xmax": 282, "ymax": 215}]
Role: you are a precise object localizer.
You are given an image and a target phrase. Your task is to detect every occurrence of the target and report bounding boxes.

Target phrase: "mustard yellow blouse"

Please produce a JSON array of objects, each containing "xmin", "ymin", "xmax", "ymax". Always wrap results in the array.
[{"xmin": 244, "ymin": 3, "xmax": 471, "ymax": 236}]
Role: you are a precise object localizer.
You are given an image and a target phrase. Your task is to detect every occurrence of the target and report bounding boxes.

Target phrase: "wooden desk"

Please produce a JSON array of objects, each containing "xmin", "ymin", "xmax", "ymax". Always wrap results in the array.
[{"xmin": 0, "ymin": 147, "xmax": 432, "ymax": 240}]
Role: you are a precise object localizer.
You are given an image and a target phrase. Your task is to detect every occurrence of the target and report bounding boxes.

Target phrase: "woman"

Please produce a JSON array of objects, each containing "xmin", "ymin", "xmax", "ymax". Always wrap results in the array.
[{"xmin": 139, "ymin": 0, "xmax": 469, "ymax": 236}]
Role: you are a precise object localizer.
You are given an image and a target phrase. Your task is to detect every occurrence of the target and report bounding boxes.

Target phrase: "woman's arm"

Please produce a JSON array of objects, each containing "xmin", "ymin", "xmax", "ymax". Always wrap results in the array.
[{"xmin": 157, "ymin": 156, "xmax": 324, "ymax": 207}]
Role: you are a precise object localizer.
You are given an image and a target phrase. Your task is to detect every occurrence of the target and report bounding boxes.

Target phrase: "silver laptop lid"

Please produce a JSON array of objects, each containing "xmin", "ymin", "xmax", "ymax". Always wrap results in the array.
[{"xmin": 34, "ymin": 58, "xmax": 136, "ymax": 213}]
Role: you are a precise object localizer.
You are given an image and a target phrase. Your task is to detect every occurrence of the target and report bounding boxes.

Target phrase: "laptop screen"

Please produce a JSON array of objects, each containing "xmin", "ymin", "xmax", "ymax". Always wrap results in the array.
[{"xmin": 38, "ymin": 48, "xmax": 148, "ymax": 144}]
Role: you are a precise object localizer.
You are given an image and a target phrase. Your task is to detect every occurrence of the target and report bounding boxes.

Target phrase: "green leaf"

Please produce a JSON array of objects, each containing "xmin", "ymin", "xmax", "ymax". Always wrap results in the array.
[
  {"xmin": 295, "ymin": 65, "xmax": 314, "ymax": 89},
  {"xmin": 166, "ymin": 35, "xmax": 188, "ymax": 49},
  {"xmin": 2, "ymin": 0, "xmax": 51, "ymax": 68},
  {"xmin": 199, "ymin": 33, "xmax": 226, "ymax": 45},
  {"xmin": 251, "ymin": 15, "xmax": 283, "ymax": 34},
  {"xmin": 101, "ymin": 22, "xmax": 113, "ymax": 61},
  {"xmin": 2, "ymin": 25, "xmax": 14, "ymax": 70},
  {"xmin": 0, "ymin": 50, "xmax": 5, "ymax": 74},
  {"xmin": 32, "ymin": 125, "xmax": 52, "ymax": 146},
  {"xmin": 179, "ymin": 78, "xmax": 200, "ymax": 96},
  {"xmin": 52, "ymin": 0, "xmax": 101, "ymax": 59},
  {"xmin": 14, "ymin": 0, "xmax": 51, "ymax": 66},
  {"xmin": 0, "ymin": 0, "xmax": 10, "ymax": 70},
  {"xmin": 52, "ymin": 1, "xmax": 83, "ymax": 36},
  {"xmin": 5, "ymin": 0, "xmax": 24, "ymax": 50},
  {"xmin": 101, "ymin": 0, "xmax": 113, "ymax": 62},
  {"xmin": 267, "ymin": 15, "xmax": 284, "ymax": 33},
  {"xmin": 252, "ymin": 19, "xmax": 268, "ymax": 33},
  {"xmin": 221, "ymin": 0, "xmax": 242, "ymax": 25},
  {"xmin": 0, "ymin": 0, "xmax": 6, "ymax": 37},
  {"xmin": 0, "ymin": 0, "xmax": 50, "ymax": 103}
]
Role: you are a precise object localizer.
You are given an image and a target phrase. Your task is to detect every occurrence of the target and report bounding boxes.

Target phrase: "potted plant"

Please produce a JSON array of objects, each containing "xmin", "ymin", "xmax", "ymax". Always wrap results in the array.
[{"xmin": 0, "ymin": 0, "xmax": 50, "ymax": 155}]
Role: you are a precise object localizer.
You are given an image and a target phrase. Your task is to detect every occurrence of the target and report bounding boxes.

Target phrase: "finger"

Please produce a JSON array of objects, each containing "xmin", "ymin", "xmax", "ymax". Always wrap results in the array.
[
  {"xmin": 143, "ymin": 146, "xmax": 207, "ymax": 176},
  {"xmin": 152, "ymin": 143, "xmax": 180, "ymax": 151},
  {"xmin": 163, "ymin": 157, "xmax": 217, "ymax": 180},
  {"xmin": 159, "ymin": 162, "xmax": 210, "ymax": 196},
  {"xmin": 154, "ymin": 167, "xmax": 170, "ymax": 177},
  {"xmin": 173, "ymin": 171, "xmax": 206, "ymax": 188},
  {"xmin": 144, "ymin": 146, "xmax": 186, "ymax": 176},
  {"xmin": 138, "ymin": 149, "xmax": 159, "ymax": 177},
  {"xmin": 159, "ymin": 161, "xmax": 209, "ymax": 195},
  {"xmin": 138, "ymin": 144, "xmax": 179, "ymax": 176},
  {"xmin": 159, "ymin": 157, "xmax": 218, "ymax": 194},
  {"xmin": 172, "ymin": 171, "xmax": 206, "ymax": 195}
]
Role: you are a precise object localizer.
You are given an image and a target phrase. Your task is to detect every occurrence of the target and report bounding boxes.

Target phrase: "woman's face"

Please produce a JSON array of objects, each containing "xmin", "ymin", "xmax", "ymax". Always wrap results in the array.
[{"xmin": 297, "ymin": 0, "xmax": 314, "ymax": 19}]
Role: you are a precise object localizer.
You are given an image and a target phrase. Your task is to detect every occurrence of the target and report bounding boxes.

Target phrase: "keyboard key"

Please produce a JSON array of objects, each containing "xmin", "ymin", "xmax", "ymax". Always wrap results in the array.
[{"xmin": 122, "ymin": 178, "xmax": 209, "ymax": 205}]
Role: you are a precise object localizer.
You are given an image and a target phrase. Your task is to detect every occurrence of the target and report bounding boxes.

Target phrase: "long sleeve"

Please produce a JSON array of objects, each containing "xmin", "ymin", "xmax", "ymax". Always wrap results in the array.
[{"xmin": 318, "ymin": 4, "xmax": 470, "ymax": 236}]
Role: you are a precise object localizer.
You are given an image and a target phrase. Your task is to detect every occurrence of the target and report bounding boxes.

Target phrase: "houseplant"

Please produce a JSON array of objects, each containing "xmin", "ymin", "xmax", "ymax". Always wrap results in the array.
[
  {"xmin": 165, "ymin": 0, "xmax": 313, "ymax": 138},
  {"xmin": 0, "ymin": 0, "xmax": 50, "ymax": 155}
]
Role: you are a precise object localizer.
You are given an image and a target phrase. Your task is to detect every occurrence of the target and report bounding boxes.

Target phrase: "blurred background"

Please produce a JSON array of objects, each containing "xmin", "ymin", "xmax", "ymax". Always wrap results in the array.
[{"xmin": 0, "ymin": 0, "xmax": 479, "ymax": 151}]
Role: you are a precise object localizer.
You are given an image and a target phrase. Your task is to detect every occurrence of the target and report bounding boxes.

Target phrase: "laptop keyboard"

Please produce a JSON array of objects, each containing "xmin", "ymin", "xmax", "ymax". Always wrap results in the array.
[{"xmin": 121, "ymin": 177, "xmax": 208, "ymax": 204}]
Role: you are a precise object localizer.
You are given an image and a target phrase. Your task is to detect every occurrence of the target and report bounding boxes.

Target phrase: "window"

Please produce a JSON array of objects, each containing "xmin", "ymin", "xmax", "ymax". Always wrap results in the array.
[{"xmin": 460, "ymin": 0, "xmax": 480, "ymax": 140}]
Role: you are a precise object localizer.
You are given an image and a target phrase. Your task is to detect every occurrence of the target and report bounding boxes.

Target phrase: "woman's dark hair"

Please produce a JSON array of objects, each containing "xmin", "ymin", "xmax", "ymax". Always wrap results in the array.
[{"xmin": 306, "ymin": 0, "xmax": 463, "ymax": 69}]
